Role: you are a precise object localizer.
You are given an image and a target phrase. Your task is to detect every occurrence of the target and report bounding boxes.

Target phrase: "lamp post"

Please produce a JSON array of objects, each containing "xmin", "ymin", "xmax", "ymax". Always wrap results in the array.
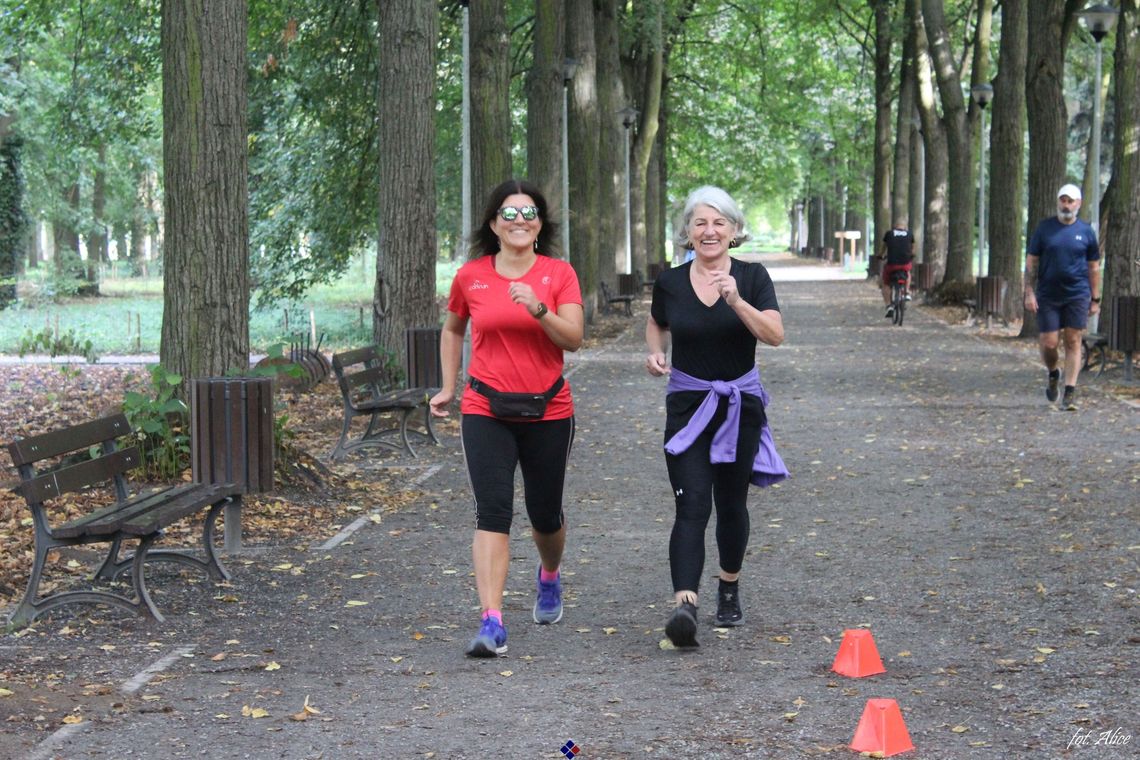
[
  {"xmin": 561, "ymin": 58, "xmax": 579, "ymax": 259},
  {"xmin": 1077, "ymin": 3, "xmax": 1118, "ymax": 238},
  {"xmin": 970, "ymin": 83, "xmax": 993, "ymax": 277},
  {"xmin": 1078, "ymin": 4, "xmax": 1118, "ymax": 335},
  {"xmin": 619, "ymin": 105, "xmax": 638, "ymax": 275}
]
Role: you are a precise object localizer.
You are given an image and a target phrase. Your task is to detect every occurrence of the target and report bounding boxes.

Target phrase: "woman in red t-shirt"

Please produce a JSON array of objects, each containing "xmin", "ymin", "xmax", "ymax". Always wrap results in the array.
[{"xmin": 430, "ymin": 179, "xmax": 584, "ymax": 658}]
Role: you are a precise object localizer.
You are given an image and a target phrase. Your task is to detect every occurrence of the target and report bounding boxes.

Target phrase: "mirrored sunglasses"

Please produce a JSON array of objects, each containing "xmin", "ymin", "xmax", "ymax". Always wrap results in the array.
[{"xmin": 498, "ymin": 205, "xmax": 539, "ymax": 222}]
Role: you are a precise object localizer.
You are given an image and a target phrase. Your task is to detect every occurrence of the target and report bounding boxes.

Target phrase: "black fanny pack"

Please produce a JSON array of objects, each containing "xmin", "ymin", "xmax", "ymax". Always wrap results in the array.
[{"xmin": 469, "ymin": 376, "xmax": 565, "ymax": 420}]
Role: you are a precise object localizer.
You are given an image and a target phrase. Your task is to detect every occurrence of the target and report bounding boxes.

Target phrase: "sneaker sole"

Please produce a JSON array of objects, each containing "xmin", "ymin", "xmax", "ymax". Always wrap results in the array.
[
  {"xmin": 533, "ymin": 605, "xmax": 563, "ymax": 625},
  {"xmin": 465, "ymin": 636, "xmax": 507, "ymax": 657},
  {"xmin": 665, "ymin": 609, "xmax": 699, "ymax": 648},
  {"xmin": 714, "ymin": 615, "xmax": 745, "ymax": 628}
]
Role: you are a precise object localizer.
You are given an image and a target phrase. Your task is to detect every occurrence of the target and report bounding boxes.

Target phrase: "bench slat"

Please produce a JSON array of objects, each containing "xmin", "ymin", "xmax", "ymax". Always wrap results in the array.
[
  {"xmin": 342, "ymin": 365, "xmax": 390, "ymax": 391},
  {"xmin": 8, "ymin": 413, "xmax": 131, "ymax": 467},
  {"xmin": 333, "ymin": 346, "xmax": 380, "ymax": 369},
  {"xmin": 16, "ymin": 447, "xmax": 141, "ymax": 505},
  {"xmin": 52, "ymin": 482, "xmax": 239, "ymax": 539},
  {"xmin": 353, "ymin": 389, "xmax": 422, "ymax": 413}
]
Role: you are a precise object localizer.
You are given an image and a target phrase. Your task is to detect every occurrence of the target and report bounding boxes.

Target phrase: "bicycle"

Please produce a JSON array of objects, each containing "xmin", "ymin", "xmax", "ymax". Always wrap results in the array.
[{"xmin": 888, "ymin": 270, "xmax": 907, "ymax": 326}]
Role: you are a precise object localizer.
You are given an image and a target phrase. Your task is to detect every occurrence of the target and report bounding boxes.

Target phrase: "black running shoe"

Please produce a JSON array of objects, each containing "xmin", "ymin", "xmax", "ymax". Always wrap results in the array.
[
  {"xmin": 1062, "ymin": 386, "xmax": 1078, "ymax": 411},
  {"xmin": 665, "ymin": 602, "xmax": 699, "ymax": 648},
  {"xmin": 1046, "ymin": 369, "xmax": 1060, "ymax": 402},
  {"xmin": 884, "ymin": 305, "xmax": 895, "ymax": 319},
  {"xmin": 715, "ymin": 581, "xmax": 744, "ymax": 627}
]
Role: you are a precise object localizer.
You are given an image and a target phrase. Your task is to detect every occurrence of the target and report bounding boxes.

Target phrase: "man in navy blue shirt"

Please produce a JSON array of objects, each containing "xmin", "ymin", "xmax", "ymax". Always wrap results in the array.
[{"xmin": 1024, "ymin": 184, "xmax": 1101, "ymax": 411}]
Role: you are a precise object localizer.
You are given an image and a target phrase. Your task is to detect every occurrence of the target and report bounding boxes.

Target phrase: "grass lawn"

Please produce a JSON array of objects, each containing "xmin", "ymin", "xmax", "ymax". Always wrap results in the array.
[{"xmin": 2, "ymin": 260, "xmax": 462, "ymax": 357}]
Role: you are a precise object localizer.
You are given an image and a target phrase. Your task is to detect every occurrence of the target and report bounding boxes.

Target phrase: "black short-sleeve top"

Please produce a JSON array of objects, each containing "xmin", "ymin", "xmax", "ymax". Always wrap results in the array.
[{"xmin": 650, "ymin": 258, "xmax": 780, "ymax": 428}]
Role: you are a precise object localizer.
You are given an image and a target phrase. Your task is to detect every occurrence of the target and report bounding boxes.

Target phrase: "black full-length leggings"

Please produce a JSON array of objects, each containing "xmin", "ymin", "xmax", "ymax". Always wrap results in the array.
[
  {"xmin": 461, "ymin": 414, "xmax": 576, "ymax": 535},
  {"xmin": 664, "ymin": 421, "xmax": 762, "ymax": 595}
]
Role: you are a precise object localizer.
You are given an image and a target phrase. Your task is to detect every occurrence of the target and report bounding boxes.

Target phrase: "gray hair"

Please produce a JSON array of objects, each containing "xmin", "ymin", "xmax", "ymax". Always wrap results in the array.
[{"xmin": 673, "ymin": 185, "xmax": 752, "ymax": 249}]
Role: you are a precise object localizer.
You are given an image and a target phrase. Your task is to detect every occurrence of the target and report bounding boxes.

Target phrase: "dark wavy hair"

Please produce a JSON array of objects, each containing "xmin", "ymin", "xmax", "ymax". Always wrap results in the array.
[{"xmin": 468, "ymin": 179, "xmax": 562, "ymax": 259}]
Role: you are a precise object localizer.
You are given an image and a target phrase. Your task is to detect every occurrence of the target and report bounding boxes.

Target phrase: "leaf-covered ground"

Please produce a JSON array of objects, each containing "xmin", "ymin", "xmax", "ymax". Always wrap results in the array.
[{"xmin": 0, "ymin": 363, "xmax": 424, "ymax": 605}]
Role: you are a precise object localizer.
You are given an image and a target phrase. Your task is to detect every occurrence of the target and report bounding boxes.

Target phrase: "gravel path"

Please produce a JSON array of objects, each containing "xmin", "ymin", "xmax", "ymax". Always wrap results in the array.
[{"xmin": 2, "ymin": 271, "xmax": 1137, "ymax": 759}]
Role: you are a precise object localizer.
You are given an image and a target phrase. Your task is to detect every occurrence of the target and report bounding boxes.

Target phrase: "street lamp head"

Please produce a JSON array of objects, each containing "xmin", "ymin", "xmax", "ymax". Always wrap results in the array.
[
  {"xmin": 1078, "ymin": 3, "xmax": 1119, "ymax": 42},
  {"xmin": 562, "ymin": 58, "xmax": 579, "ymax": 85},
  {"xmin": 971, "ymin": 83, "xmax": 994, "ymax": 109},
  {"xmin": 619, "ymin": 106, "xmax": 639, "ymax": 129}
]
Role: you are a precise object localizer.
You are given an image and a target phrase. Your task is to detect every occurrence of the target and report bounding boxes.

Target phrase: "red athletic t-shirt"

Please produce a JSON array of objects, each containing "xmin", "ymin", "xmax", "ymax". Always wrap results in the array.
[{"xmin": 448, "ymin": 254, "xmax": 582, "ymax": 420}]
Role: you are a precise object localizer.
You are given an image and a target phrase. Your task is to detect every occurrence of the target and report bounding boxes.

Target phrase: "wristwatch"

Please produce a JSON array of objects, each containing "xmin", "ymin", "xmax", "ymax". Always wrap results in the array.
[
  {"xmin": 532, "ymin": 302, "xmax": 549, "ymax": 319},
  {"xmin": 1091, "ymin": 297, "xmax": 1101, "ymax": 303}
]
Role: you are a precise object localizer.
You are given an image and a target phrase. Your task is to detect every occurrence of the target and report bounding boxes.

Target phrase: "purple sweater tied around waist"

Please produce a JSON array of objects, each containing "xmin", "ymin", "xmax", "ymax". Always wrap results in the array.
[{"xmin": 664, "ymin": 367, "xmax": 789, "ymax": 488}]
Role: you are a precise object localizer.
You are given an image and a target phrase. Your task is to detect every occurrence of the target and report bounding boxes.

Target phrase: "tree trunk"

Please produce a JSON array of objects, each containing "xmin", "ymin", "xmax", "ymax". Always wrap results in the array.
[
  {"xmin": 629, "ymin": 0, "xmax": 665, "ymax": 279},
  {"xmin": 1022, "ymin": 0, "xmax": 1076, "ymax": 337},
  {"xmin": 89, "ymin": 143, "xmax": 108, "ymax": 282},
  {"xmin": 914, "ymin": 0, "xmax": 949, "ymax": 280},
  {"xmin": 376, "ymin": 0, "xmax": 438, "ymax": 357},
  {"xmin": 893, "ymin": 10, "xmax": 917, "ymax": 226},
  {"xmin": 1103, "ymin": 0, "xmax": 1140, "ymax": 300},
  {"xmin": 989, "ymin": 0, "xmax": 1027, "ymax": 321},
  {"xmin": 872, "ymin": 0, "xmax": 893, "ymax": 251},
  {"xmin": 55, "ymin": 184, "xmax": 85, "ymax": 287},
  {"xmin": 923, "ymin": 0, "xmax": 977, "ymax": 285},
  {"xmin": 160, "ymin": 0, "xmax": 250, "ymax": 385},
  {"xmin": 0, "ymin": 134, "xmax": 25, "ymax": 310},
  {"xmin": 567, "ymin": 0, "xmax": 600, "ymax": 321},
  {"xmin": 647, "ymin": 123, "xmax": 664, "ymax": 267},
  {"xmin": 594, "ymin": 0, "xmax": 624, "ymax": 284},
  {"xmin": 526, "ymin": 0, "xmax": 566, "ymax": 254},
  {"xmin": 469, "ymin": 1, "xmax": 510, "ymax": 223}
]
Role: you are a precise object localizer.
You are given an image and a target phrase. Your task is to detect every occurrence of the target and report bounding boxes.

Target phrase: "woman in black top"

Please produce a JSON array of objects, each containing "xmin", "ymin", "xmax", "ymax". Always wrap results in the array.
[{"xmin": 645, "ymin": 185, "xmax": 787, "ymax": 648}]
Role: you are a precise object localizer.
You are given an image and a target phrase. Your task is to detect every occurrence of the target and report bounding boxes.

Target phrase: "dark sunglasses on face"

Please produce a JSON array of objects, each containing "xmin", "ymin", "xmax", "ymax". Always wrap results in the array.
[{"xmin": 497, "ymin": 205, "xmax": 539, "ymax": 222}]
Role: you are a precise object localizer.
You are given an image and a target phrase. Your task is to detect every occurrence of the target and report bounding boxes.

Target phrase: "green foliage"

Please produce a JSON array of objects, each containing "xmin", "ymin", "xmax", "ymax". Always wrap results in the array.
[
  {"xmin": 120, "ymin": 364, "xmax": 189, "ymax": 481},
  {"xmin": 17, "ymin": 325, "xmax": 98, "ymax": 363}
]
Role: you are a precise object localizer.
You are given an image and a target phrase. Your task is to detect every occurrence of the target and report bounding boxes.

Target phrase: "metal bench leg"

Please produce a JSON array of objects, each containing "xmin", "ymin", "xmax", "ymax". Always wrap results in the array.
[
  {"xmin": 330, "ymin": 409, "xmax": 356, "ymax": 461},
  {"xmin": 398, "ymin": 408, "xmax": 417, "ymax": 458},
  {"xmin": 130, "ymin": 533, "xmax": 165, "ymax": 622}
]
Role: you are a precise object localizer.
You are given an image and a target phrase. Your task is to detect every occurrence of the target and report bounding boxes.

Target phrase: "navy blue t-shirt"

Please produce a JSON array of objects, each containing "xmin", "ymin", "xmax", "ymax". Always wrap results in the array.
[{"xmin": 1027, "ymin": 217, "xmax": 1099, "ymax": 303}]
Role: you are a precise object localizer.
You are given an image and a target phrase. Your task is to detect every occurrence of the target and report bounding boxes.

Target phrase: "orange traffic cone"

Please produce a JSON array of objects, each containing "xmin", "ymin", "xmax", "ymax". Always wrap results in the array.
[
  {"xmin": 849, "ymin": 698, "xmax": 915, "ymax": 756},
  {"xmin": 831, "ymin": 628, "xmax": 886, "ymax": 678}
]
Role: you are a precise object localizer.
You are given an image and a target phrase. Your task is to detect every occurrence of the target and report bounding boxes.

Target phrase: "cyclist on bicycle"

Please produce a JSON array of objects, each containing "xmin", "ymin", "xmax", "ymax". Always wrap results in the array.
[{"xmin": 879, "ymin": 221, "xmax": 915, "ymax": 318}]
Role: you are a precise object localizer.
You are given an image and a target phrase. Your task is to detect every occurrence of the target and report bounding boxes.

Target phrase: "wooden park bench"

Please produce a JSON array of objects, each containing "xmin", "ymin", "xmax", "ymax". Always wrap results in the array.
[
  {"xmin": 329, "ymin": 327, "xmax": 442, "ymax": 461},
  {"xmin": 600, "ymin": 280, "xmax": 634, "ymax": 317},
  {"xmin": 5, "ymin": 413, "xmax": 241, "ymax": 628}
]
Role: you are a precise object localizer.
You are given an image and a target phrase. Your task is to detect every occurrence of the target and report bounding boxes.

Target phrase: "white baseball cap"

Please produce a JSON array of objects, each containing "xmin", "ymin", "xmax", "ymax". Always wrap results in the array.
[{"xmin": 1057, "ymin": 183, "xmax": 1082, "ymax": 200}]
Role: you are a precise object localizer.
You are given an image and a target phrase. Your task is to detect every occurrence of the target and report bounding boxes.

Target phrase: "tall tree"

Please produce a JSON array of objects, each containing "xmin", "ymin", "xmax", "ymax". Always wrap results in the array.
[
  {"xmin": 913, "ymin": 0, "xmax": 949, "ymax": 277},
  {"xmin": 871, "ymin": 0, "xmax": 894, "ymax": 259},
  {"xmin": 469, "ymin": 1, "xmax": 510, "ymax": 222},
  {"xmin": 626, "ymin": 0, "xmax": 667, "ymax": 277},
  {"xmin": 595, "ymin": 0, "xmax": 625, "ymax": 284},
  {"xmin": 1023, "ymin": 0, "xmax": 1078, "ymax": 337},
  {"xmin": 0, "ymin": 56, "xmax": 25, "ymax": 310},
  {"xmin": 566, "ymin": 0, "xmax": 599, "ymax": 319},
  {"xmin": 159, "ymin": 0, "xmax": 250, "ymax": 381},
  {"xmin": 375, "ymin": 0, "xmax": 438, "ymax": 355},
  {"xmin": 922, "ymin": 0, "xmax": 991, "ymax": 285},
  {"xmin": 893, "ymin": 8, "xmax": 917, "ymax": 226},
  {"xmin": 1102, "ymin": 0, "xmax": 1140, "ymax": 301},
  {"xmin": 526, "ymin": 0, "xmax": 566, "ymax": 252},
  {"xmin": 988, "ymin": 0, "xmax": 1026, "ymax": 321}
]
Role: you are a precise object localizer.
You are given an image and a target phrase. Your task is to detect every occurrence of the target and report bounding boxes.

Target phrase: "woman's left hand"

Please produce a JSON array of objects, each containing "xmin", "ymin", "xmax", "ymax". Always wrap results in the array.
[
  {"xmin": 707, "ymin": 269, "xmax": 740, "ymax": 306},
  {"xmin": 508, "ymin": 281, "xmax": 540, "ymax": 315}
]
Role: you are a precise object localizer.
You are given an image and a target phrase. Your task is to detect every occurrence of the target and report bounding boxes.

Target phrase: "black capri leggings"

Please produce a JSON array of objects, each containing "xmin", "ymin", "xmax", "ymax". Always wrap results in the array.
[
  {"xmin": 461, "ymin": 414, "xmax": 576, "ymax": 535},
  {"xmin": 664, "ymin": 419, "xmax": 761, "ymax": 595}
]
